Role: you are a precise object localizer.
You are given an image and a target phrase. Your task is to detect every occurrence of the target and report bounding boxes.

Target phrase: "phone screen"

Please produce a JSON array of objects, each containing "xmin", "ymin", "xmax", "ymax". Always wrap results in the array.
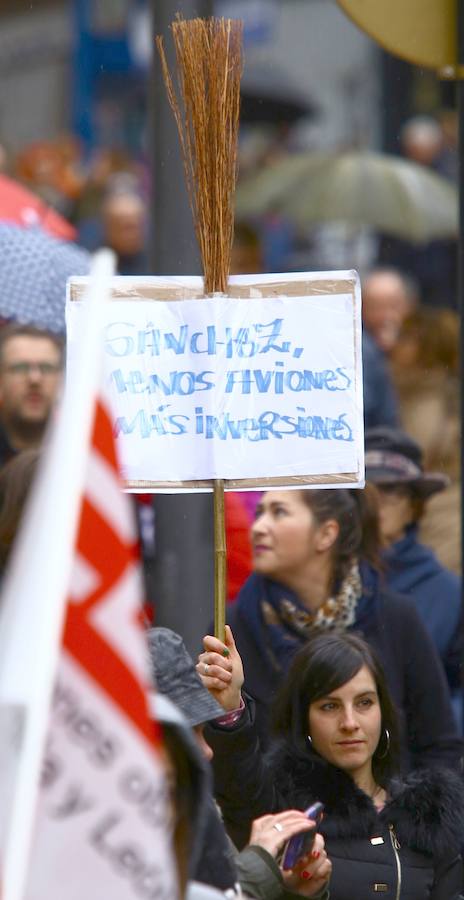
[{"xmin": 281, "ymin": 801, "xmax": 324, "ymax": 871}]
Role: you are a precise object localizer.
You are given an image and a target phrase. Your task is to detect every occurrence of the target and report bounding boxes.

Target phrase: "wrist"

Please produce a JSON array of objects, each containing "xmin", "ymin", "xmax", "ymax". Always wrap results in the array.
[
  {"xmin": 224, "ymin": 692, "xmax": 243, "ymax": 711},
  {"xmin": 215, "ymin": 695, "xmax": 245, "ymax": 726}
]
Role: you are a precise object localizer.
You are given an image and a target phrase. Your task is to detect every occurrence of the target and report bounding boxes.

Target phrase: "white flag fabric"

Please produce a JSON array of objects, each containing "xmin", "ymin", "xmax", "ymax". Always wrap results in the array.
[
  {"xmin": 25, "ymin": 399, "xmax": 178, "ymax": 900},
  {"xmin": 0, "ymin": 251, "xmax": 178, "ymax": 900}
]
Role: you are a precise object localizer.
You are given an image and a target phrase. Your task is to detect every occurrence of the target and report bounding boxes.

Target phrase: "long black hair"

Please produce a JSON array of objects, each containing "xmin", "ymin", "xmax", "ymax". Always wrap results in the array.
[{"xmin": 272, "ymin": 631, "xmax": 400, "ymax": 784}]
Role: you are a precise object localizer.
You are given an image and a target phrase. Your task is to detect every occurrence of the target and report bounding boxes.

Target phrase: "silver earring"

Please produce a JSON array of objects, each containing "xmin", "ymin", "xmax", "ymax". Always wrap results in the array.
[
  {"xmin": 307, "ymin": 734, "xmax": 312, "ymax": 746},
  {"xmin": 377, "ymin": 728, "xmax": 390, "ymax": 759}
]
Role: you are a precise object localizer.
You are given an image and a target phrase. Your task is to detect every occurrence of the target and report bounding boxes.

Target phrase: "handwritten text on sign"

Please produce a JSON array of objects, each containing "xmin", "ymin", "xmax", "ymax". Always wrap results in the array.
[{"xmin": 72, "ymin": 293, "xmax": 364, "ymax": 484}]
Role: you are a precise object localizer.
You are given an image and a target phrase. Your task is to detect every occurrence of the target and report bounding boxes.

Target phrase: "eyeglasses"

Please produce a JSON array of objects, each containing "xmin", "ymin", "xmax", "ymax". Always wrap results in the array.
[{"xmin": 2, "ymin": 362, "xmax": 62, "ymax": 377}]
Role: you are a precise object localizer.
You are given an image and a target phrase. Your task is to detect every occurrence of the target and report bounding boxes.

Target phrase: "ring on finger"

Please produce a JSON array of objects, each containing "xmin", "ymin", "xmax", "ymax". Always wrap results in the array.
[
  {"xmin": 273, "ymin": 822, "xmax": 283, "ymax": 833},
  {"xmin": 204, "ymin": 663, "xmax": 209, "ymax": 675}
]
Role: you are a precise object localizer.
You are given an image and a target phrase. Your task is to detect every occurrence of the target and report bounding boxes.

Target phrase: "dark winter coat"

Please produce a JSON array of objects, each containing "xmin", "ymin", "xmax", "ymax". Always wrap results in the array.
[
  {"xmin": 384, "ymin": 525, "xmax": 462, "ymax": 701},
  {"xmin": 0, "ymin": 423, "xmax": 16, "ymax": 469},
  {"xmin": 362, "ymin": 331, "xmax": 399, "ymax": 429},
  {"xmin": 155, "ymin": 695, "xmax": 327, "ymax": 900},
  {"xmin": 206, "ymin": 703, "xmax": 464, "ymax": 900},
  {"xmin": 273, "ymin": 744, "xmax": 464, "ymax": 900},
  {"xmin": 227, "ymin": 567, "xmax": 463, "ymax": 771}
]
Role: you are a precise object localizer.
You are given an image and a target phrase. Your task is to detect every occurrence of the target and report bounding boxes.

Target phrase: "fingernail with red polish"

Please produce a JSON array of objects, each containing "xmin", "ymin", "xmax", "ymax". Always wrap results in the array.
[
  {"xmin": 301, "ymin": 871, "xmax": 312, "ymax": 880},
  {"xmin": 311, "ymin": 850, "xmax": 320, "ymax": 859}
]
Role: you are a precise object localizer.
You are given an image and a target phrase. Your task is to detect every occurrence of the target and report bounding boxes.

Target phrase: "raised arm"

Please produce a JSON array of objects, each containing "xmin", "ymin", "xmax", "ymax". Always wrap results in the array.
[
  {"xmin": 196, "ymin": 625, "xmax": 244, "ymax": 711},
  {"xmin": 198, "ymin": 627, "xmax": 281, "ymax": 848}
]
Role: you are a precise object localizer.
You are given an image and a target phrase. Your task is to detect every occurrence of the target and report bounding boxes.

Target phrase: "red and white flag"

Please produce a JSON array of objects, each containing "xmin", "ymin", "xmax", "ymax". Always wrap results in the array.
[{"xmin": 0, "ymin": 252, "xmax": 178, "ymax": 900}]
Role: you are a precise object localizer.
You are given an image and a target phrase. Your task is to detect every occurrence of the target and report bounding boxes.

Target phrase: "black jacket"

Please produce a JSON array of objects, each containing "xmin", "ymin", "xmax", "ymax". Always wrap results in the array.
[
  {"xmin": 227, "ymin": 570, "xmax": 463, "ymax": 771},
  {"xmin": 154, "ymin": 695, "xmax": 326, "ymax": 900},
  {"xmin": 207, "ymin": 704, "xmax": 464, "ymax": 900}
]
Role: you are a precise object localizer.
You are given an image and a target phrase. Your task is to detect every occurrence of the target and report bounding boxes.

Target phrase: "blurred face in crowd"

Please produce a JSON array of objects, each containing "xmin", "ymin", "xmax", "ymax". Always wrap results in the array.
[
  {"xmin": 251, "ymin": 491, "xmax": 338, "ymax": 585},
  {"xmin": 401, "ymin": 118, "xmax": 443, "ymax": 167},
  {"xmin": 362, "ymin": 272, "xmax": 414, "ymax": 354},
  {"xmin": 308, "ymin": 665, "xmax": 381, "ymax": 786},
  {"xmin": 373, "ymin": 484, "xmax": 415, "ymax": 546},
  {"xmin": 103, "ymin": 193, "xmax": 146, "ymax": 257},
  {"xmin": 0, "ymin": 335, "xmax": 63, "ymax": 439}
]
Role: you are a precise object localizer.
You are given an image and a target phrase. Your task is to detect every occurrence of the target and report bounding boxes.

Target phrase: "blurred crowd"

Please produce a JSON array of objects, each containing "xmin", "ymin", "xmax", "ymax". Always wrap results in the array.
[
  {"xmin": 0, "ymin": 135, "xmax": 149, "ymax": 275},
  {"xmin": 0, "ymin": 102, "xmax": 462, "ymax": 900},
  {"xmin": 0, "ymin": 110, "xmax": 460, "ymax": 541},
  {"xmin": 0, "ymin": 106, "xmax": 460, "ymax": 602},
  {"xmin": 0, "ymin": 106, "xmax": 459, "ymax": 287}
]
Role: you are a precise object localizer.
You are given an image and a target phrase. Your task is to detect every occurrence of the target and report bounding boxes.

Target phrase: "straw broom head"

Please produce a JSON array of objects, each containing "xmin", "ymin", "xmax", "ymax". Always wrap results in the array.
[{"xmin": 156, "ymin": 17, "xmax": 243, "ymax": 295}]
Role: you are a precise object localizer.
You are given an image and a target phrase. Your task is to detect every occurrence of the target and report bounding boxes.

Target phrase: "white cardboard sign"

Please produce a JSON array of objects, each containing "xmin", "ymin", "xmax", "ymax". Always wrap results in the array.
[{"xmin": 67, "ymin": 272, "xmax": 364, "ymax": 490}]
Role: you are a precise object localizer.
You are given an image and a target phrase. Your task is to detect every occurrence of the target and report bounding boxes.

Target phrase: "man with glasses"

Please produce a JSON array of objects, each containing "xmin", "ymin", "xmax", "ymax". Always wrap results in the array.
[{"xmin": 0, "ymin": 323, "xmax": 63, "ymax": 466}]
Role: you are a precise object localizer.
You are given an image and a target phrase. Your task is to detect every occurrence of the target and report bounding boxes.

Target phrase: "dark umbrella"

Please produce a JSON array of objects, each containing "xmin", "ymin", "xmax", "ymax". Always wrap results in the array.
[
  {"xmin": 0, "ymin": 223, "xmax": 91, "ymax": 334},
  {"xmin": 240, "ymin": 63, "xmax": 317, "ymax": 124}
]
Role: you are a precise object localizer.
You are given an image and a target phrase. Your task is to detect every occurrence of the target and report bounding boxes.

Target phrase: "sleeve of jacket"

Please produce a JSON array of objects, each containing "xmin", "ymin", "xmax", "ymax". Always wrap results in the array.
[
  {"xmin": 399, "ymin": 598, "xmax": 464, "ymax": 771},
  {"xmin": 430, "ymin": 853, "xmax": 463, "ymax": 900},
  {"xmin": 206, "ymin": 697, "xmax": 280, "ymax": 849},
  {"xmin": 443, "ymin": 586, "xmax": 464, "ymax": 693},
  {"xmin": 235, "ymin": 847, "xmax": 330, "ymax": 900},
  {"xmin": 235, "ymin": 846, "xmax": 283, "ymax": 900}
]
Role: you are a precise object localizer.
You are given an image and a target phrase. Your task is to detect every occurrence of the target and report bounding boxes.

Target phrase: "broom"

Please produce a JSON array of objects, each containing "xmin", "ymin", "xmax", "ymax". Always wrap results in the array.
[{"xmin": 156, "ymin": 16, "xmax": 243, "ymax": 639}]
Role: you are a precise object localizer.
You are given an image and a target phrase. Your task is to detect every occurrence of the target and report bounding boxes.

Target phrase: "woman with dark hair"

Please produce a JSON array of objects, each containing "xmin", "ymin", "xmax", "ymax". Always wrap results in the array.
[
  {"xmin": 200, "ymin": 631, "xmax": 464, "ymax": 899},
  {"xmin": 213, "ymin": 488, "xmax": 461, "ymax": 770},
  {"xmin": 272, "ymin": 633, "xmax": 401, "ymax": 782}
]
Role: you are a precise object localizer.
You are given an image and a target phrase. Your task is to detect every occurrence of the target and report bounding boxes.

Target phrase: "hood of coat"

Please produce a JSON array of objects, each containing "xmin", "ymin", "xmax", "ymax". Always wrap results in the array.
[
  {"xmin": 153, "ymin": 694, "xmax": 238, "ymax": 891},
  {"xmin": 270, "ymin": 740, "xmax": 464, "ymax": 859},
  {"xmin": 152, "ymin": 694, "xmax": 212, "ymax": 877}
]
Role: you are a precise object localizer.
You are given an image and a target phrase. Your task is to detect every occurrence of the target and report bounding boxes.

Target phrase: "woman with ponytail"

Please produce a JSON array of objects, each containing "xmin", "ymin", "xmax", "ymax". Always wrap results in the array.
[{"xmin": 210, "ymin": 487, "xmax": 462, "ymax": 771}]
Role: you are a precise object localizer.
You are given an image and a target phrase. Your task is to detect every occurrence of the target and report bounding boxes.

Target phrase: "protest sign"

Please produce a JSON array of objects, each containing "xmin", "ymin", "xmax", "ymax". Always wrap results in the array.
[{"xmin": 68, "ymin": 271, "xmax": 364, "ymax": 491}]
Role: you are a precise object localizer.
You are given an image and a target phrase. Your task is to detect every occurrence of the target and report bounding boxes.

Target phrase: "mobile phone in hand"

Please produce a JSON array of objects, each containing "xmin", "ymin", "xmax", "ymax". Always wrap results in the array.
[{"xmin": 281, "ymin": 801, "xmax": 324, "ymax": 871}]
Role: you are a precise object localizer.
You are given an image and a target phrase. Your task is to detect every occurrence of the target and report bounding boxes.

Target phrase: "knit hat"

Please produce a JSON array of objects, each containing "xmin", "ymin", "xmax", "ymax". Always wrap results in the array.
[
  {"xmin": 147, "ymin": 627, "xmax": 224, "ymax": 728},
  {"xmin": 365, "ymin": 427, "xmax": 448, "ymax": 498}
]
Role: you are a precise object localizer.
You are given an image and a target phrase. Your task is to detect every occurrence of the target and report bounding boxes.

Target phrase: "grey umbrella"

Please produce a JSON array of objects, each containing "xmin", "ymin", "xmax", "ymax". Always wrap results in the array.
[
  {"xmin": 0, "ymin": 222, "xmax": 91, "ymax": 333},
  {"xmin": 235, "ymin": 150, "xmax": 458, "ymax": 243}
]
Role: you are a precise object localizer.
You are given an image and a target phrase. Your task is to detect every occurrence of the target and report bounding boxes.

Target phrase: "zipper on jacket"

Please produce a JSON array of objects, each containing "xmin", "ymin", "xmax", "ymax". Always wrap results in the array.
[{"xmin": 388, "ymin": 825, "xmax": 402, "ymax": 900}]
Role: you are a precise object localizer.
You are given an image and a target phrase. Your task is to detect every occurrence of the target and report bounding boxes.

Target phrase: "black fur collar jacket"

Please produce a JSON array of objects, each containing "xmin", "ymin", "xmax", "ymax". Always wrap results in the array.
[{"xmin": 272, "ymin": 742, "xmax": 464, "ymax": 900}]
